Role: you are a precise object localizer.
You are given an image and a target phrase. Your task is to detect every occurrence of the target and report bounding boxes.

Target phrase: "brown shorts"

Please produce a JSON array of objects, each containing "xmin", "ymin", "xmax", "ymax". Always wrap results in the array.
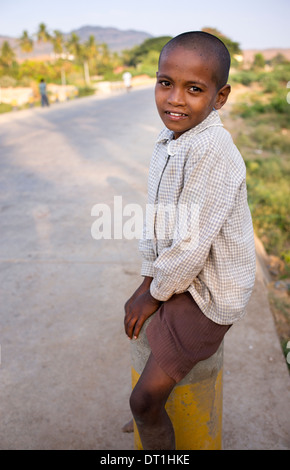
[{"xmin": 146, "ymin": 291, "xmax": 231, "ymax": 383}]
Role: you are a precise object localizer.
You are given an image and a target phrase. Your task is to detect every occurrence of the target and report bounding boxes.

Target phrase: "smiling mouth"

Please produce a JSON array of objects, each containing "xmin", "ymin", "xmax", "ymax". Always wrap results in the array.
[{"xmin": 166, "ymin": 111, "xmax": 187, "ymax": 117}]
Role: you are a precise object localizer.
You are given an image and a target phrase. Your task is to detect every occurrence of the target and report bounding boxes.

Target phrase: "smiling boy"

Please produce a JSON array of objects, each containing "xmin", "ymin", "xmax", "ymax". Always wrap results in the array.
[
  {"xmin": 124, "ymin": 32, "xmax": 256, "ymax": 450},
  {"xmin": 155, "ymin": 34, "xmax": 231, "ymax": 137}
]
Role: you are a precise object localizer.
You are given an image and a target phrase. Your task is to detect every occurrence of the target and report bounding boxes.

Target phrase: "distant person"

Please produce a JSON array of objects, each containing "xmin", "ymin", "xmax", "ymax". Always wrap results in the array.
[
  {"xmin": 122, "ymin": 71, "xmax": 132, "ymax": 92},
  {"xmin": 39, "ymin": 78, "xmax": 49, "ymax": 107},
  {"xmin": 124, "ymin": 31, "xmax": 256, "ymax": 449}
]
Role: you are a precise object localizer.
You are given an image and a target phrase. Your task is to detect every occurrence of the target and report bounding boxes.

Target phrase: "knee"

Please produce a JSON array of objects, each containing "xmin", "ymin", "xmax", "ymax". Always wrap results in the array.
[
  {"xmin": 129, "ymin": 387, "xmax": 159, "ymax": 424},
  {"xmin": 129, "ymin": 387, "xmax": 148, "ymax": 418}
]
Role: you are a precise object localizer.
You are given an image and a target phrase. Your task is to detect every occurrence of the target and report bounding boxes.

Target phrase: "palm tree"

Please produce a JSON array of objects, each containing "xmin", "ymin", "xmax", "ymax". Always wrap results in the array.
[
  {"xmin": 50, "ymin": 30, "xmax": 67, "ymax": 86},
  {"xmin": 65, "ymin": 32, "xmax": 81, "ymax": 61},
  {"xmin": 51, "ymin": 30, "xmax": 64, "ymax": 55},
  {"xmin": 100, "ymin": 43, "xmax": 110, "ymax": 67},
  {"xmin": 37, "ymin": 23, "xmax": 51, "ymax": 43},
  {"xmin": 84, "ymin": 35, "xmax": 98, "ymax": 63},
  {"xmin": 96, "ymin": 43, "xmax": 112, "ymax": 75},
  {"xmin": 66, "ymin": 32, "xmax": 91, "ymax": 85},
  {"xmin": 19, "ymin": 30, "xmax": 33, "ymax": 53},
  {"xmin": 82, "ymin": 35, "xmax": 98, "ymax": 84}
]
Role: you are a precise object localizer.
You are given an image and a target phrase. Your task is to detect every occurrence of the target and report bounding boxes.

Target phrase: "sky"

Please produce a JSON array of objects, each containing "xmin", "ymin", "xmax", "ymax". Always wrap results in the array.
[{"xmin": 0, "ymin": 0, "xmax": 289, "ymax": 50}]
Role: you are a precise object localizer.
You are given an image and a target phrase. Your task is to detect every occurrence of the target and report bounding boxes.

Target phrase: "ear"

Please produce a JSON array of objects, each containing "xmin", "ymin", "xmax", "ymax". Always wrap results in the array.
[{"xmin": 214, "ymin": 84, "xmax": 231, "ymax": 110}]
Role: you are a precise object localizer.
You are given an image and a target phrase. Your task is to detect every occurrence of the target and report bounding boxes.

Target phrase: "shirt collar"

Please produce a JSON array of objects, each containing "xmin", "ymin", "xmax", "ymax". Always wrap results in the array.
[{"xmin": 156, "ymin": 110, "xmax": 223, "ymax": 155}]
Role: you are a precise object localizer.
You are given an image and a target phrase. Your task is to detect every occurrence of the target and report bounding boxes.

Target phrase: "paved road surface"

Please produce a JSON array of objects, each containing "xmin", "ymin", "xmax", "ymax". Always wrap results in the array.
[{"xmin": 0, "ymin": 88, "xmax": 289, "ymax": 449}]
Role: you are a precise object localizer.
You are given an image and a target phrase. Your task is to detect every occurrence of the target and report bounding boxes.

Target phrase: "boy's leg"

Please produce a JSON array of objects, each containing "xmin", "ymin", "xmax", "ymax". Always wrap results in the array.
[{"xmin": 130, "ymin": 352, "xmax": 176, "ymax": 450}]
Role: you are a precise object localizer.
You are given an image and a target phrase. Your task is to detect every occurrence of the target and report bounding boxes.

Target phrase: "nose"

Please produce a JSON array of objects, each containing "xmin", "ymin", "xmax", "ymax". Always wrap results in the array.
[{"xmin": 168, "ymin": 86, "xmax": 185, "ymax": 107}]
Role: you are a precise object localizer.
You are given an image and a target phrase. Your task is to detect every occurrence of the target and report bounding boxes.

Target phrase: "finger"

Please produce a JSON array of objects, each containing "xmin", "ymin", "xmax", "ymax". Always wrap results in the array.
[
  {"xmin": 132, "ymin": 315, "xmax": 146, "ymax": 339},
  {"xmin": 124, "ymin": 312, "xmax": 131, "ymax": 335},
  {"xmin": 125, "ymin": 314, "xmax": 137, "ymax": 339},
  {"xmin": 124, "ymin": 310, "xmax": 131, "ymax": 334}
]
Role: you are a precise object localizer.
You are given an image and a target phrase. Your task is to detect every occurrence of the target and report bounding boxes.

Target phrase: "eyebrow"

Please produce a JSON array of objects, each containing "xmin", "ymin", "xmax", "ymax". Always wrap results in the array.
[{"xmin": 157, "ymin": 73, "xmax": 209, "ymax": 89}]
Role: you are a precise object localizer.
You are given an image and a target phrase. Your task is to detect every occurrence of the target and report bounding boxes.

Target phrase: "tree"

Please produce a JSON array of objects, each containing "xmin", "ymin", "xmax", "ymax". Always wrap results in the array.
[
  {"xmin": 99, "ymin": 43, "xmax": 110, "ymax": 67},
  {"xmin": 84, "ymin": 35, "xmax": 98, "ymax": 63},
  {"xmin": 82, "ymin": 35, "xmax": 99, "ymax": 80},
  {"xmin": 66, "ymin": 33, "xmax": 82, "ymax": 62},
  {"xmin": 37, "ymin": 23, "xmax": 51, "ymax": 43},
  {"xmin": 253, "ymin": 53, "xmax": 265, "ymax": 69},
  {"xmin": 66, "ymin": 32, "xmax": 96, "ymax": 84},
  {"xmin": 0, "ymin": 41, "xmax": 16, "ymax": 67},
  {"xmin": 271, "ymin": 53, "xmax": 287, "ymax": 66},
  {"xmin": 123, "ymin": 36, "xmax": 172, "ymax": 67},
  {"xmin": 202, "ymin": 27, "xmax": 242, "ymax": 57},
  {"xmin": 51, "ymin": 30, "xmax": 64, "ymax": 55},
  {"xmin": 19, "ymin": 30, "xmax": 33, "ymax": 53}
]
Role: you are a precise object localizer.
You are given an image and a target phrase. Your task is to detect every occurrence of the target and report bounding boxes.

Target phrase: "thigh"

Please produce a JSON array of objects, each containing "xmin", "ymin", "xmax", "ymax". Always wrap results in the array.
[{"xmin": 146, "ymin": 292, "xmax": 231, "ymax": 383}]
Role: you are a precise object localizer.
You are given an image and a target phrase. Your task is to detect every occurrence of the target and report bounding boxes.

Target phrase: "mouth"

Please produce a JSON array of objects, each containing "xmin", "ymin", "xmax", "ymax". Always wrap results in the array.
[{"xmin": 165, "ymin": 111, "xmax": 188, "ymax": 120}]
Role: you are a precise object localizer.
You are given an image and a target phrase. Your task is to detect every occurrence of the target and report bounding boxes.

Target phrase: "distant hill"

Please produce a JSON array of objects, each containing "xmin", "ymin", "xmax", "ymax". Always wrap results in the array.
[
  {"xmin": 0, "ymin": 25, "xmax": 153, "ymax": 61},
  {"xmin": 0, "ymin": 35, "xmax": 51, "ymax": 61},
  {"xmin": 242, "ymin": 48, "xmax": 290, "ymax": 64},
  {"xmin": 70, "ymin": 25, "xmax": 152, "ymax": 52}
]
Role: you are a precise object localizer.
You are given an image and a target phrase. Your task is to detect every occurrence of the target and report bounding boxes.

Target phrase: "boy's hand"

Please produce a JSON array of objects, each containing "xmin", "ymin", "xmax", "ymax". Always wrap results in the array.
[
  {"xmin": 124, "ymin": 288, "xmax": 161, "ymax": 340},
  {"xmin": 124, "ymin": 276, "xmax": 153, "ymax": 313}
]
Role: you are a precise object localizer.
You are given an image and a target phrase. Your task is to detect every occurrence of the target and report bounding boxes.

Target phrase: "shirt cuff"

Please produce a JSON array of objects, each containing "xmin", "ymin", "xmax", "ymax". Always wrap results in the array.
[
  {"xmin": 150, "ymin": 277, "xmax": 172, "ymax": 301},
  {"xmin": 141, "ymin": 260, "xmax": 154, "ymax": 278}
]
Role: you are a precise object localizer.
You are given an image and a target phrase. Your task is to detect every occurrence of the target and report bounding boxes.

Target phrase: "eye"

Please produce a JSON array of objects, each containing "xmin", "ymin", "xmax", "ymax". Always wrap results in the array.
[
  {"xmin": 189, "ymin": 85, "xmax": 202, "ymax": 93},
  {"xmin": 159, "ymin": 80, "xmax": 171, "ymax": 87}
]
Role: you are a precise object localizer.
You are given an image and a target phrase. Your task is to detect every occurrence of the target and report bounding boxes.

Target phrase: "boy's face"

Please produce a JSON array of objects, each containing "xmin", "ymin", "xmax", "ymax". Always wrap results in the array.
[{"xmin": 155, "ymin": 46, "xmax": 230, "ymax": 139}]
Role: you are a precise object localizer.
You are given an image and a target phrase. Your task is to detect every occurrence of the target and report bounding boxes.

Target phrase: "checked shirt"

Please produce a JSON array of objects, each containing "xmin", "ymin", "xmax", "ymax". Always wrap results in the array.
[{"xmin": 139, "ymin": 110, "xmax": 256, "ymax": 325}]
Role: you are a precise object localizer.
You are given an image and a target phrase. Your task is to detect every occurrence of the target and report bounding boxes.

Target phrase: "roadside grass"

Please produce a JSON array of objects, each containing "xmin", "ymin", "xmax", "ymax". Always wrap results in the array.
[{"xmin": 228, "ymin": 66, "xmax": 290, "ymax": 370}]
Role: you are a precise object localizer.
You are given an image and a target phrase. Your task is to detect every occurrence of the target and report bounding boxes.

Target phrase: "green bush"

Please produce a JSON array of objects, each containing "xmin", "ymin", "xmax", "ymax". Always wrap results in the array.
[
  {"xmin": 230, "ymin": 70, "xmax": 261, "ymax": 86},
  {"xmin": 233, "ymin": 100, "xmax": 266, "ymax": 118},
  {"xmin": 269, "ymin": 94, "xmax": 289, "ymax": 114},
  {"xmin": 245, "ymin": 157, "xmax": 290, "ymax": 258},
  {"xmin": 77, "ymin": 86, "xmax": 95, "ymax": 97},
  {"xmin": 233, "ymin": 90, "xmax": 290, "ymax": 122},
  {"xmin": 0, "ymin": 102, "xmax": 13, "ymax": 113},
  {"xmin": 247, "ymin": 124, "xmax": 290, "ymax": 154},
  {"xmin": 124, "ymin": 36, "xmax": 172, "ymax": 67}
]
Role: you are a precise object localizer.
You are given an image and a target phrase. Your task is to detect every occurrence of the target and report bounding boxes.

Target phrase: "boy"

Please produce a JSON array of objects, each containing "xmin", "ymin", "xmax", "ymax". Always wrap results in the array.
[{"xmin": 124, "ymin": 31, "xmax": 256, "ymax": 450}]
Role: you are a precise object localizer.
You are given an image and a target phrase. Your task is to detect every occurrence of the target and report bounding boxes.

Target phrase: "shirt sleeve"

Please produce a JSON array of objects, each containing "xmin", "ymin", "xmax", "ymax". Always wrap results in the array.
[
  {"xmin": 139, "ymin": 210, "xmax": 157, "ymax": 278},
  {"xmin": 150, "ymin": 147, "xmax": 239, "ymax": 301}
]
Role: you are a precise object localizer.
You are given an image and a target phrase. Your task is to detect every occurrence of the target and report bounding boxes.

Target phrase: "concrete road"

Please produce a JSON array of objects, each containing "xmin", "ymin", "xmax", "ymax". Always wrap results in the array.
[{"xmin": 0, "ymin": 88, "xmax": 289, "ymax": 450}]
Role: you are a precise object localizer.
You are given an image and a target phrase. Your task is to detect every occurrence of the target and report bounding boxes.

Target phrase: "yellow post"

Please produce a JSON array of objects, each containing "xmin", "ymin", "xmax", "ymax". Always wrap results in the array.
[{"xmin": 131, "ymin": 315, "xmax": 224, "ymax": 450}]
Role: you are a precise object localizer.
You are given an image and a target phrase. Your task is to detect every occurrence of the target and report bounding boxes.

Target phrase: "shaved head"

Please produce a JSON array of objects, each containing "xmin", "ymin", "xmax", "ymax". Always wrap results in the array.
[{"xmin": 159, "ymin": 31, "xmax": 231, "ymax": 90}]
